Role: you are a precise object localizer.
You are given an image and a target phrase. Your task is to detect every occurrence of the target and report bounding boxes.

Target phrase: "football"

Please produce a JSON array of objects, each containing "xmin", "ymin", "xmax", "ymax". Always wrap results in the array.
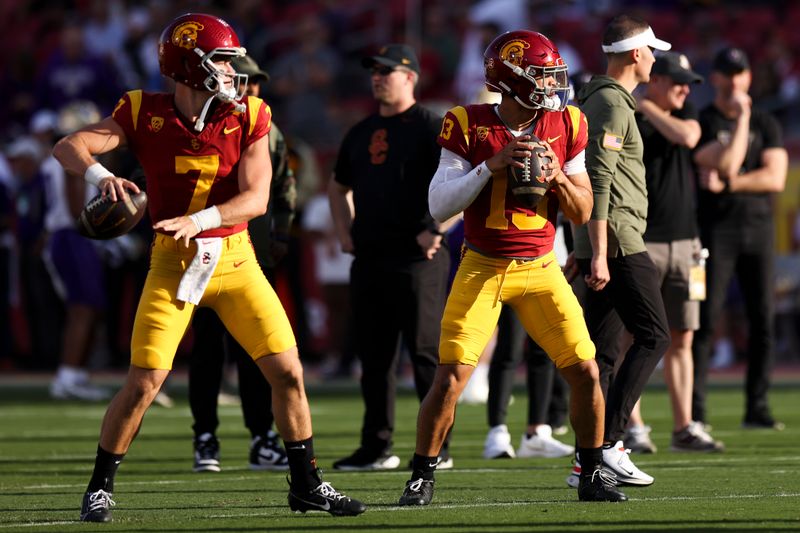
[
  {"xmin": 507, "ymin": 141, "xmax": 552, "ymax": 209},
  {"xmin": 77, "ymin": 190, "xmax": 148, "ymax": 240}
]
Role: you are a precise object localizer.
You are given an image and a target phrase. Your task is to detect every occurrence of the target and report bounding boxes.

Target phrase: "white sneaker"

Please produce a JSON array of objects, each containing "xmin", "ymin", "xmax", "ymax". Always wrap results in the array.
[
  {"xmin": 50, "ymin": 378, "xmax": 110, "ymax": 401},
  {"xmin": 483, "ymin": 424, "xmax": 516, "ymax": 459},
  {"xmin": 602, "ymin": 440, "xmax": 654, "ymax": 486},
  {"xmin": 516, "ymin": 425, "xmax": 574, "ymax": 458},
  {"xmin": 153, "ymin": 391, "xmax": 174, "ymax": 408}
]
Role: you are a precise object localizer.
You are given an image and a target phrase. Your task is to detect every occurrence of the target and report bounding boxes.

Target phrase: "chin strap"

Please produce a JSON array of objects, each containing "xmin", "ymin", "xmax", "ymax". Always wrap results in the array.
[{"xmin": 193, "ymin": 95, "xmax": 247, "ymax": 132}]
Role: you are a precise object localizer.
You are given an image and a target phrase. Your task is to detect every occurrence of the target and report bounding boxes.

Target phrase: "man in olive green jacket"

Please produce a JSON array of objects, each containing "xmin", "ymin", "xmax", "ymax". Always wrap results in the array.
[{"xmin": 570, "ymin": 14, "xmax": 671, "ymax": 488}]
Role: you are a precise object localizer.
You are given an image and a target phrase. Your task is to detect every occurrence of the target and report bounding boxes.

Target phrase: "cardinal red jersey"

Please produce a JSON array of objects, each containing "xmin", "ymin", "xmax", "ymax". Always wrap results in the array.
[
  {"xmin": 438, "ymin": 103, "xmax": 587, "ymax": 258},
  {"xmin": 112, "ymin": 90, "xmax": 272, "ymax": 238}
]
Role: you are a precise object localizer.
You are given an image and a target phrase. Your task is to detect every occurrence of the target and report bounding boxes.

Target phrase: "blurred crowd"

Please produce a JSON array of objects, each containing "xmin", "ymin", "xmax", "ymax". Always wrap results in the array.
[{"xmin": 2, "ymin": 0, "xmax": 800, "ymax": 376}]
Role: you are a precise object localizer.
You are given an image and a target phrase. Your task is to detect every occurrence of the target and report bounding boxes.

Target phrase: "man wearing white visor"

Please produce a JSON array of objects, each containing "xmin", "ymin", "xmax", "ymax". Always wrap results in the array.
[{"xmin": 571, "ymin": 15, "xmax": 671, "ymax": 488}]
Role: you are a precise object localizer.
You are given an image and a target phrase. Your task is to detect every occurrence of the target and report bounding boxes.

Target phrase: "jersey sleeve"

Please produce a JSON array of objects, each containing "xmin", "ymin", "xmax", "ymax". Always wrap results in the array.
[
  {"xmin": 243, "ymin": 96, "xmax": 272, "ymax": 147},
  {"xmin": 437, "ymin": 106, "xmax": 471, "ymax": 160},
  {"xmin": 564, "ymin": 105, "xmax": 589, "ymax": 161},
  {"xmin": 111, "ymin": 90, "xmax": 144, "ymax": 144}
]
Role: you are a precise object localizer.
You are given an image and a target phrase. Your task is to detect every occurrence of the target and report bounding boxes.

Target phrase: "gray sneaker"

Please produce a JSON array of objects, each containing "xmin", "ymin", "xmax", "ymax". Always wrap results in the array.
[
  {"xmin": 623, "ymin": 425, "xmax": 657, "ymax": 454},
  {"xmin": 670, "ymin": 422, "xmax": 724, "ymax": 452}
]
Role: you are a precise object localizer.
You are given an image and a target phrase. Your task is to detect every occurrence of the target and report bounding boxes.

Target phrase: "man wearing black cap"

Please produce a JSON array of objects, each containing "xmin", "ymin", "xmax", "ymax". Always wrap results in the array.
[
  {"xmin": 692, "ymin": 47, "xmax": 788, "ymax": 431},
  {"xmin": 627, "ymin": 51, "xmax": 724, "ymax": 453},
  {"xmin": 329, "ymin": 44, "xmax": 458, "ymax": 470},
  {"xmin": 187, "ymin": 54, "xmax": 299, "ymax": 473}
]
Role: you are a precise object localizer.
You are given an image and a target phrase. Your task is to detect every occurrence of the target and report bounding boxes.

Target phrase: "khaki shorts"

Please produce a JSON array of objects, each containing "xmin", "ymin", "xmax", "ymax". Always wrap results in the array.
[
  {"xmin": 131, "ymin": 231, "xmax": 296, "ymax": 370},
  {"xmin": 645, "ymin": 238, "xmax": 700, "ymax": 331}
]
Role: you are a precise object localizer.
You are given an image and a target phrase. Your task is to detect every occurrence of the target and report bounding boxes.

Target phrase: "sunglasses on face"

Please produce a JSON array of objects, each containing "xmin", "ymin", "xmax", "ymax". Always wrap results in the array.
[{"xmin": 371, "ymin": 65, "xmax": 397, "ymax": 76}]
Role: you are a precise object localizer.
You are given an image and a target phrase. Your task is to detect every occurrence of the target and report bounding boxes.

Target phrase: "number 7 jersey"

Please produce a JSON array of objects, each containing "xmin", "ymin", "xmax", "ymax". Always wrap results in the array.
[
  {"xmin": 112, "ymin": 90, "xmax": 272, "ymax": 238},
  {"xmin": 438, "ymin": 103, "xmax": 587, "ymax": 258}
]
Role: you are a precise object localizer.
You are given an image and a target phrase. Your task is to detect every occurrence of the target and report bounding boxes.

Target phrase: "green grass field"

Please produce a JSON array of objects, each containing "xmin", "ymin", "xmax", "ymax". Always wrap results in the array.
[{"xmin": 1, "ymin": 380, "xmax": 799, "ymax": 531}]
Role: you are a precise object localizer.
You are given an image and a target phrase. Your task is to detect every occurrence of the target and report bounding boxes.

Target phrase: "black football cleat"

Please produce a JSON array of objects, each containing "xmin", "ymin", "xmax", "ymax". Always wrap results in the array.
[
  {"xmin": 398, "ymin": 478, "xmax": 435, "ymax": 506},
  {"xmin": 288, "ymin": 480, "xmax": 366, "ymax": 516},
  {"xmin": 578, "ymin": 468, "xmax": 628, "ymax": 502},
  {"xmin": 80, "ymin": 489, "xmax": 115, "ymax": 522}
]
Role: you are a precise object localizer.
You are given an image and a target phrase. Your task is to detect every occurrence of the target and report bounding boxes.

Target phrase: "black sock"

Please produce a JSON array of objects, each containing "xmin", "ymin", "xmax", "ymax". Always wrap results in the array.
[
  {"xmin": 410, "ymin": 453, "xmax": 438, "ymax": 481},
  {"xmin": 577, "ymin": 447, "xmax": 603, "ymax": 477},
  {"xmin": 87, "ymin": 445, "xmax": 125, "ymax": 492},
  {"xmin": 284, "ymin": 437, "xmax": 318, "ymax": 491}
]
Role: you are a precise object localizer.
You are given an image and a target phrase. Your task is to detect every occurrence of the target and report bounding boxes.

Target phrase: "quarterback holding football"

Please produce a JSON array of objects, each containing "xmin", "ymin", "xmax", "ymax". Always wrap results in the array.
[
  {"xmin": 399, "ymin": 30, "xmax": 626, "ymax": 505},
  {"xmin": 52, "ymin": 12, "xmax": 365, "ymax": 522}
]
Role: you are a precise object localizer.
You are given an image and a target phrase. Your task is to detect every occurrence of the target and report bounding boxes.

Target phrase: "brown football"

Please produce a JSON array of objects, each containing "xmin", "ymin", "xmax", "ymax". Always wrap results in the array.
[
  {"xmin": 77, "ymin": 190, "xmax": 148, "ymax": 240},
  {"xmin": 507, "ymin": 144, "xmax": 552, "ymax": 209}
]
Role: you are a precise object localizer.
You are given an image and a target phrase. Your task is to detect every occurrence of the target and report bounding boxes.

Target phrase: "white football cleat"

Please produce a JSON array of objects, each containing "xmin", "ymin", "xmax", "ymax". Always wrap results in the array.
[{"xmin": 50, "ymin": 378, "xmax": 110, "ymax": 401}]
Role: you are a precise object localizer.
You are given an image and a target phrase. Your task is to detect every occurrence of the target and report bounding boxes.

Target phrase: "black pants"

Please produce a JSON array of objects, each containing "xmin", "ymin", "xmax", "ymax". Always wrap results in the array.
[
  {"xmin": 350, "ymin": 251, "xmax": 449, "ymax": 450},
  {"xmin": 487, "ymin": 305, "xmax": 569, "ymax": 428},
  {"xmin": 189, "ymin": 307, "xmax": 274, "ymax": 438},
  {"xmin": 579, "ymin": 252, "xmax": 670, "ymax": 443},
  {"xmin": 692, "ymin": 227, "xmax": 775, "ymax": 423}
]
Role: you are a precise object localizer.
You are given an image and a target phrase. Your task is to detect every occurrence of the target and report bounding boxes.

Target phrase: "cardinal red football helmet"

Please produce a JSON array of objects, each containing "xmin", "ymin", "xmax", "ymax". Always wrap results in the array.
[
  {"xmin": 484, "ymin": 30, "xmax": 570, "ymax": 112},
  {"xmin": 158, "ymin": 13, "xmax": 247, "ymax": 103}
]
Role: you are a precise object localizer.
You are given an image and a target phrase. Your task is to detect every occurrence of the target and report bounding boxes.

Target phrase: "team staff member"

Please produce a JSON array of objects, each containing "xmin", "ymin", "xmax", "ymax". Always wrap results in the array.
[
  {"xmin": 692, "ymin": 47, "xmax": 788, "ymax": 431},
  {"xmin": 572, "ymin": 14, "xmax": 671, "ymax": 486},
  {"xmin": 398, "ymin": 30, "xmax": 627, "ymax": 506},
  {"xmin": 329, "ymin": 44, "xmax": 457, "ymax": 471},
  {"xmin": 631, "ymin": 51, "xmax": 723, "ymax": 452},
  {"xmin": 53, "ymin": 13, "xmax": 364, "ymax": 522},
  {"xmin": 188, "ymin": 54, "xmax": 296, "ymax": 473}
]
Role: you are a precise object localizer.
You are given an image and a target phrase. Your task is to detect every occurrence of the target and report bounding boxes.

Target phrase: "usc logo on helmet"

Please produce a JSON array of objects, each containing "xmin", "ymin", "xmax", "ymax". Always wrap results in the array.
[
  {"xmin": 171, "ymin": 21, "xmax": 204, "ymax": 50},
  {"xmin": 499, "ymin": 40, "xmax": 530, "ymax": 67}
]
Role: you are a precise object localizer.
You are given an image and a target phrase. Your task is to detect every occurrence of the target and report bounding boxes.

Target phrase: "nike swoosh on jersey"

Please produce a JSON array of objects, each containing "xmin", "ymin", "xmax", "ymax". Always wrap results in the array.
[
  {"xmin": 224, "ymin": 125, "xmax": 241, "ymax": 134},
  {"xmin": 546, "ymin": 135, "xmax": 562, "ymax": 143}
]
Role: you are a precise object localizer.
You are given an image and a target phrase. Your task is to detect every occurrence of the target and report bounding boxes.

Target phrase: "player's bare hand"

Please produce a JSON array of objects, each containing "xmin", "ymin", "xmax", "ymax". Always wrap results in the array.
[
  {"xmin": 153, "ymin": 216, "xmax": 200, "ymax": 247},
  {"xmin": 585, "ymin": 254, "xmax": 610, "ymax": 291},
  {"xmin": 539, "ymin": 140, "xmax": 563, "ymax": 186},
  {"xmin": 99, "ymin": 177, "xmax": 140, "ymax": 202},
  {"xmin": 417, "ymin": 229, "xmax": 443, "ymax": 260},
  {"xmin": 486, "ymin": 135, "xmax": 535, "ymax": 173}
]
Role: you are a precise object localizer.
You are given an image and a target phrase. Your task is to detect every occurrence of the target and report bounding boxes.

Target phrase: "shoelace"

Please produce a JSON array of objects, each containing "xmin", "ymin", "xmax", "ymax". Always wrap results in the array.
[
  {"xmin": 408, "ymin": 479, "xmax": 426, "ymax": 492},
  {"xmin": 590, "ymin": 468, "xmax": 618, "ymax": 487},
  {"xmin": 87, "ymin": 490, "xmax": 116, "ymax": 512},
  {"xmin": 315, "ymin": 482, "xmax": 345, "ymax": 501}
]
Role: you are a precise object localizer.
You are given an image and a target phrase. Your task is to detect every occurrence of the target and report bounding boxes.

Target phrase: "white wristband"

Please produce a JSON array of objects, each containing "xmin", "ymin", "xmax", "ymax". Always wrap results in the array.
[
  {"xmin": 84, "ymin": 162, "xmax": 115, "ymax": 187},
  {"xmin": 189, "ymin": 206, "xmax": 222, "ymax": 232}
]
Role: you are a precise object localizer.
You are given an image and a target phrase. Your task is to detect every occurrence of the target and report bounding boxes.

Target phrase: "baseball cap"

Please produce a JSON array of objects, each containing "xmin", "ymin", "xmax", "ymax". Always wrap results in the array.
[
  {"xmin": 232, "ymin": 55, "xmax": 270, "ymax": 82},
  {"xmin": 652, "ymin": 52, "xmax": 703, "ymax": 84},
  {"xmin": 361, "ymin": 44, "xmax": 420, "ymax": 74},
  {"xmin": 712, "ymin": 47, "xmax": 750, "ymax": 75}
]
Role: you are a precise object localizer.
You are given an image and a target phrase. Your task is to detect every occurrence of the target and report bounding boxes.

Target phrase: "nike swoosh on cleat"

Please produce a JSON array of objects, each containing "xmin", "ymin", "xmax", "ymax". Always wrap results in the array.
[
  {"xmin": 295, "ymin": 495, "xmax": 330, "ymax": 511},
  {"xmin": 287, "ymin": 445, "xmax": 306, "ymax": 450}
]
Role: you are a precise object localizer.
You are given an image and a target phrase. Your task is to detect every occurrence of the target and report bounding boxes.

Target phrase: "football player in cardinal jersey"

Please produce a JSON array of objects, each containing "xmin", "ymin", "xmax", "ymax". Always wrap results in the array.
[
  {"xmin": 52, "ymin": 13, "xmax": 365, "ymax": 522},
  {"xmin": 397, "ymin": 30, "xmax": 626, "ymax": 505}
]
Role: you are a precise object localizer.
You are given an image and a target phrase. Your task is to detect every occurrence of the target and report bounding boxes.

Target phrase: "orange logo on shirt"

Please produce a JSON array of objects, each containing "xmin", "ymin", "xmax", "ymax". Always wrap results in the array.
[
  {"xmin": 172, "ymin": 22, "xmax": 204, "ymax": 50},
  {"xmin": 369, "ymin": 129, "xmax": 388, "ymax": 165},
  {"xmin": 150, "ymin": 117, "xmax": 164, "ymax": 132},
  {"xmin": 477, "ymin": 127, "xmax": 489, "ymax": 141},
  {"xmin": 191, "ymin": 139, "xmax": 201, "ymax": 151}
]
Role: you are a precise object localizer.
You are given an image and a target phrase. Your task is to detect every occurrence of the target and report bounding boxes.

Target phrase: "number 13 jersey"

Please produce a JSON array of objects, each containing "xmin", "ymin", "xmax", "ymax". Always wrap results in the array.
[{"xmin": 437, "ymin": 103, "xmax": 587, "ymax": 258}]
